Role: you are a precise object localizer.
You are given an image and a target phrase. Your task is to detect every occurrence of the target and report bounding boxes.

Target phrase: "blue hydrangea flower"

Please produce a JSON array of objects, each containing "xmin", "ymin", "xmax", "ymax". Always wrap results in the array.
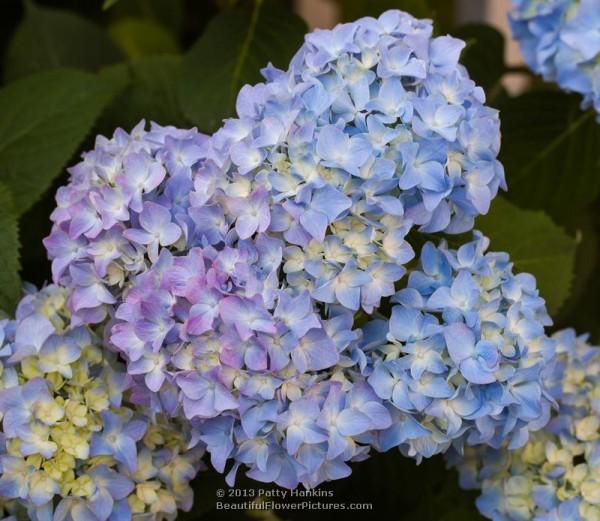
[
  {"xmin": 449, "ymin": 329, "xmax": 600, "ymax": 521},
  {"xmin": 0, "ymin": 285, "xmax": 205, "ymax": 521},
  {"xmin": 364, "ymin": 232, "xmax": 556, "ymax": 459},
  {"xmin": 45, "ymin": 9, "xmax": 505, "ymax": 327},
  {"xmin": 195, "ymin": 9, "xmax": 505, "ymax": 313},
  {"xmin": 510, "ymin": 0, "xmax": 600, "ymax": 116}
]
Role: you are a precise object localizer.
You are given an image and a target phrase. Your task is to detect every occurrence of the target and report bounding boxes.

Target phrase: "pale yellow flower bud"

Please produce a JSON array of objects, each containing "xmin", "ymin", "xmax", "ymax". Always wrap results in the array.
[
  {"xmin": 575, "ymin": 416, "xmax": 600, "ymax": 441},
  {"xmin": 65, "ymin": 399, "xmax": 88, "ymax": 427},
  {"xmin": 136, "ymin": 482, "xmax": 161, "ymax": 505},
  {"xmin": 71, "ymin": 475, "xmax": 95, "ymax": 497}
]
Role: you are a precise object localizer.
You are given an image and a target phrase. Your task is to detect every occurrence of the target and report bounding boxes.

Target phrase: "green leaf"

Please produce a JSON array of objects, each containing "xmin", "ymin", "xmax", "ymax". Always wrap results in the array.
[
  {"xmin": 340, "ymin": 0, "xmax": 430, "ymax": 20},
  {"xmin": 555, "ymin": 254, "xmax": 600, "ymax": 344},
  {"xmin": 554, "ymin": 209, "xmax": 600, "ymax": 342},
  {"xmin": 107, "ymin": 17, "xmax": 180, "ymax": 59},
  {"xmin": 100, "ymin": 55, "xmax": 189, "ymax": 131},
  {"xmin": 499, "ymin": 91, "xmax": 600, "ymax": 224},
  {"xmin": 339, "ymin": 0, "xmax": 455, "ymax": 29},
  {"xmin": 0, "ymin": 184, "xmax": 21, "ymax": 313},
  {"xmin": 555, "ymin": 212, "xmax": 596, "ymax": 317},
  {"xmin": 559, "ymin": 274, "xmax": 600, "ymax": 344},
  {"xmin": 453, "ymin": 24, "xmax": 505, "ymax": 92},
  {"xmin": 429, "ymin": 0, "xmax": 457, "ymax": 34},
  {"xmin": 103, "ymin": 0, "xmax": 121, "ymax": 10},
  {"xmin": 4, "ymin": 1, "xmax": 122, "ymax": 81},
  {"xmin": 0, "ymin": 68, "xmax": 127, "ymax": 215},
  {"xmin": 179, "ymin": 0, "xmax": 307, "ymax": 132},
  {"xmin": 106, "ymin": 0, "xmax": 185, "ymax": 37},
  {"xmin": 477, "ymin": 197, "xmax": 577, "ymax": 314}
]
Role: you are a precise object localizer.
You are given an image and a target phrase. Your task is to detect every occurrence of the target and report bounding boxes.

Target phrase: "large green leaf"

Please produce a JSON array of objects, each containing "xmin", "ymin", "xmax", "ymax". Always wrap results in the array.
[
  {"xmin": 429, "ymin": 0, "xmax": 456, "ymax": 34},
  {"xmin": 179, "ymin": 0, "xmax": 307, "ymax": 132},
  {"xmin": 100, "ymin": 55, "xmax": 189, "ymax": 131},
  {"xmin": 477, "ymin": 197, "xmax": 577, "ymax": 314},
  {"xmin": 554, "ymin": 212, "xmax": 596, "ymax": 318},
  {"xmin": 554, "ymin": 209, "xmax": 600, "ymax": 342},
  {"xmin": 454, "ymin": 24, "xmax": 505, "ymax": 93},
  {"xmin": 559, "ymin": 272, "xmax": 600, "ymax": 344},
  {"xmin": 103, "ymin": 0, "xmax": 122, "ymax": 9},
  {"xmin": 499, "ymin": 91, "xmax": 600, "ymax": 224},
  {"xmin": 0, "ymin": 184, "xmax": 21, "ymax": 313},
  {"xmin": 4, "ymin": 1, "xmax": 122, "ymax": 81},
  {"xmin": 0, "ymin": 69, "xmax": 127, "ymax": 214},
  {"xmin": 107, "ymin": 17, "xmax": 180, "ymax": 58},
  {"xmin": 340, "ymin": 0, "xmax": 430, "ymax": 19},
  {"xmin": 105, "ymin": 0, "xmax": 185, "ymax": 37},
  {"xmin": 339, "ymin": 0, "xmax": 456, "ymax": 31}
]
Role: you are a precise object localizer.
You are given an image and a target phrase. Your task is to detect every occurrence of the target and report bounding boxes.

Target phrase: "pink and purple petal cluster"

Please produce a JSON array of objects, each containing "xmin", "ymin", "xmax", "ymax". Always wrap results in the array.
[
  {"xmin": 109, "ymin": 245, "xmax": 393, "ymax": 489},
  {"xmin": 43, "ymin": 122, "xmax": 209, "ymax": 325},
  {"xmin": 45, "ymin": 9, "xmax": 506, "ymax": 324}
]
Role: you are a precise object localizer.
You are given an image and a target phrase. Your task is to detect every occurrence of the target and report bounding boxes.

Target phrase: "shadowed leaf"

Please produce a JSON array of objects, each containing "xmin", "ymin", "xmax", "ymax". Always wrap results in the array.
[
  {"xmin": 0, "ymin": 184, "xmax": 21, "ymax": 313},
  {"xmin": 108, "ymin": 17, "xmax": 180, "ymax": 58},
  {"xmin": 179, "ymin": 0, "xmax": 306, "ymax": 132},
  {"xmin": 0, "ymin": 68, "xmax": 127, "ymax": 214},
  {"xmin": 454, "ymin": 24, "xmax": 505, "ymax": 92},
  {"xmin": 499, "ymin": 91, "xmax": 600, "ymax": 224},
  {"xmin": 477, "ymin": 197, "xmax": 577, "ymax": 314},
  {"xmin": 4, "ymin": 1, "xmax": 122, "ymax": 81}
]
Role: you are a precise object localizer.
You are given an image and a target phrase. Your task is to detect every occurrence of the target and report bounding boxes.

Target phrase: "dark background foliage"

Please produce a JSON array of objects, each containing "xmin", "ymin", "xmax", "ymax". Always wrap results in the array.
[{"xmin": 1, "ymin": 0, "xmax": 597, "ymax": 519}]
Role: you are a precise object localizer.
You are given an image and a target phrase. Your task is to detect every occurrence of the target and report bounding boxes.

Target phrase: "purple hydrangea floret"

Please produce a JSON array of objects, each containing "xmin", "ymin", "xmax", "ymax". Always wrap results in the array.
[{"xmin": 43, "ymin": 122, "xmax": 209, "ymax": 325}]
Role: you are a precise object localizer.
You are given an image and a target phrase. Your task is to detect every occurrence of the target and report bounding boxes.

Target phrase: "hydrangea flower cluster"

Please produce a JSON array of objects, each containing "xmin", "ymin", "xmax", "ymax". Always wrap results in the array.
[
  {"xmin": 110, "ymin": 245, "xmax": 393, "ymax": 489},
  {"xmin": 450, "ymin": 329, "xmax": 600, "ymax": 521},
  {"xmin": 0, "ymin": 285, "xmax": 205, "ymax": 521},
  {"xmin": 364, "ymin": 232, "xmax": 555, "ymax": 459},
  {"xmin": 202, "ymin": 9, "xmax": 505, "ymax": 310},
  {"xmin": 510, "ymin": 0, "xmax": 600, "ymax": 115},
  {"xmin": 43, "ymin": 122, "xmax": 209, "ymax": 325},
  {"xmin": 35, "ymin": 6, "xmax": 558, "ymax": 498},
  {"xmin": 45, "ymin": 9, "xmax": 505, "ymax": 325},
  {"xmin": 109, "ymin": 231, "xmax": 557, "ymax": 488}
]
